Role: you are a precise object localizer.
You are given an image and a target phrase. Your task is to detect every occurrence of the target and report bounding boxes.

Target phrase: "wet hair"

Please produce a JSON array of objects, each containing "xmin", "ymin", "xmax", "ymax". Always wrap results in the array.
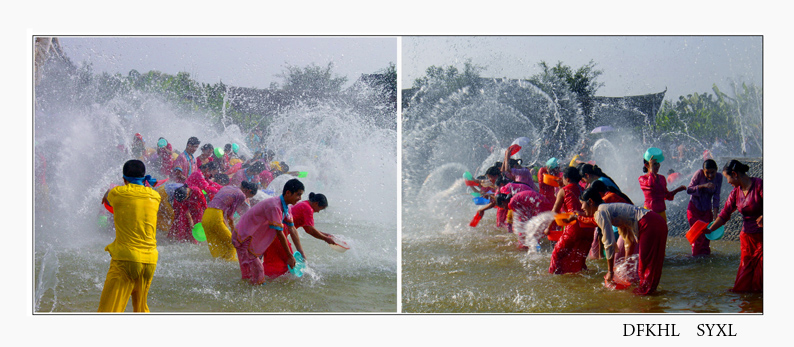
[
  {"xmin": 667, "ymin": 169, "xmax": 675, "ymax": 175},
  {"xmin": 485, "ymin": 166, "xmax": 501, "ymax": 177},
  {"xmin": 579, "ymin": 187, "xmax": 604, "ymax": 206},
  {"xmin": 642, "ymin": 159, "xmax": 650, "ymax": 173},
  {"xmin": 580, "ymin": 163, "xmax": 620, "ymax": 188},
  {"xmin": 173, "ymin": 185, "xmax": 189, "ymax": 202},
  {"xmin": 265, "ymin": 149, "xmax": 276, "ymax": 161},
  {"xmin": 562, "ymin": 166, "xmax": 582, "ymax": 183},
  {"xmin": 201, "ymin": 143, "xmax": 214, "ymax": 151},
  {"xmin": 187, "ymin": 136, "xmax": 201, "ymax": 146},
  {"xmin": 723, "ymin": 160, "xmax": 750, "ymax": 175},
  {"xmin": 224, "ymin": 143, "xmax": 232, "ymax": 152},
  {"xmin": 308, "ymin": 192, "xmax": 328, "ymax": 208},
  {"xmin": 214, "ymin": 173, "xmax": 230, "ymax": 185},
  {"xmin": 201, "ymin": 161, "xmax": 219, "ymax": 172},
  {"xmin": 123, "ymin": 159, "xmax": 146, "ymax": 177},
  {"xmin": 279, "ymin": 162, "xmax": 289, "ymax": 172},
  {"xmin": 283, "ymin": 178, "xmax": 305, "ymax": 195},
  {"xmin": 508, "ymin": 158, "xmax": 522, "ymax": 168},
  {"xmin": 703, "ymin": 159, "xmax": 718, "ymax": 171},
  {"xmin": 495, "ymin": 193, "xmax": 512, "ymax": 207},
  {"xmin": 495, "ymin": 175, "xmax": 513, "ymax": 187},
  {"xmin": 247, "ymin": 161, "xmax": 266, "ymax": 174},
  {"xmin": 240, "ymin": 180, "xmax": 258, "ymax": 195},
  {"xmin": 589, "ymin": 180, "xmax": 634, "ymax": 205}
]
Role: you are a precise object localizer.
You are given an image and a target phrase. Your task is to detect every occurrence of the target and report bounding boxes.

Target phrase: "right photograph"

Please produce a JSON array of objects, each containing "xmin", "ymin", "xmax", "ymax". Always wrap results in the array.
[{"xmin": 401, "ymin": 36, "xmax": 762, "ymax": 313}]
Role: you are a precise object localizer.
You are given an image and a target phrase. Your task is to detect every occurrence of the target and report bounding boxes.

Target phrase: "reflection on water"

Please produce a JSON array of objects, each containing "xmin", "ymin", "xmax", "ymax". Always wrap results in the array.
[
  {"xmin": 35, "ymin": 220, "xmax": 396, "ymax": 312},
  {"xmin": 402, "ymin": 218, "xmax": 761, "ymax": 313}
]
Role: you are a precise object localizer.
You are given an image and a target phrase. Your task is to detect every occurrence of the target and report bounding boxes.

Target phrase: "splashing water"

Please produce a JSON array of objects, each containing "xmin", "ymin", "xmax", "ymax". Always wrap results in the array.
[
  {"xmin": 34, "ymin": 47, "xmax": 396, "ymax": 312},
  {"xmin": 401, "ymin": 76, "xmax": 760, "ymax": 313}
]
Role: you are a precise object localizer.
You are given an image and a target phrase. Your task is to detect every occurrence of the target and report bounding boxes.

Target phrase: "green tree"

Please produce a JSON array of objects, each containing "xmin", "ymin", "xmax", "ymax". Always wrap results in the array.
[
  {"xmin": 276, "ymin": 62, "xmax": 347, "ymax": 97},
  {"xmin": 529, "ymin": 60, "xmax": 603, "ymax": 128},
  {"xmin": 406, "ymin": 60, "xmax": 483, "ymax": 119}
]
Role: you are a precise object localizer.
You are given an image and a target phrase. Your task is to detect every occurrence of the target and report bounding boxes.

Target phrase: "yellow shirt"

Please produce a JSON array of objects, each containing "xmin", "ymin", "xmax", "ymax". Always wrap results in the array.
[{"xmin": 105, "ymin": 184, "xmax": 161, "ymax": 264}]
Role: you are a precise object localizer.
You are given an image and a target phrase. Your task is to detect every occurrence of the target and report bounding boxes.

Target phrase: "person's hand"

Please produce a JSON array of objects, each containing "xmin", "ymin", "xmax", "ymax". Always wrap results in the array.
[
  {"xmin": 287, "ymin": 255, "xmax": 296, "ymax": 269},
  {"xmin": 565, "ymin": 214, "xmax": 578, "ymax": 223},
  {"xmin": 324, "ymin": 235, "xmax": 335, "ymax": 245},
  {"xmin": 702, "ymin": 182, "xmax": 715, "ymax": 190},
  {"xmin": 476, "ymin": 210, "xmax": 485, "ymax": 217},
  {"xmin": 757, "ymin": 215, "xmax": 763, "ymax": 228}
]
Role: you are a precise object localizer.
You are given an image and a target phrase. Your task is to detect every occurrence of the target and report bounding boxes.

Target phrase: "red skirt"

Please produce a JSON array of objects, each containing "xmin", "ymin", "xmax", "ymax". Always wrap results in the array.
[
  {"xmin": 733, "ymin": 232, "xmax": 762, "ymax": 293},
  {"xmin": 686, "ymin": 201, "xmax": 713, "ymax": 256},
  {"xmin": 262, "ymin": 231, "xmax": 294, "ymax": 279},
  {"xmin": 634, "ymin": 211, "xmax": 668, "ymax": 295},
  {"xmin": 549, "ymin": 222, "xmax": 594, "ymax": 274}
]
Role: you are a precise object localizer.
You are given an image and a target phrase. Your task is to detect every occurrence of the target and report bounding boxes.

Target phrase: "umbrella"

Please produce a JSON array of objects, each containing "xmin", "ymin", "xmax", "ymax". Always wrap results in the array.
[{"xmin": 590, "ymin": 125, "xmax": 616, "ymax": 134}]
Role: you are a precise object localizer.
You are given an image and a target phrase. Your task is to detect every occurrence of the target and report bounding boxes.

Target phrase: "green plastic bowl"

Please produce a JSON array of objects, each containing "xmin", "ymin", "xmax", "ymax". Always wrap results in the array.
[
  {"xmin": 705, "ymin": 222, "xmax": 725, "ymax": 240},
  {"xmin": 644, "ymin": 147, "xmax": 664, "ymax": 163},
  {"xmin": 192, "ymin": 222, "xmax": 206, "ymax": 242},
  {"xmin": 214, "ymin": 147, "xmax": 224, "ymax": 158}
]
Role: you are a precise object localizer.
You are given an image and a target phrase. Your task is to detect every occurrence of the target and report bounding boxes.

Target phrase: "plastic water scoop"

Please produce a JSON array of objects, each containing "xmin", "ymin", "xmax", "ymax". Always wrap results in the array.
[
  {"xmin": 297, "ymin": 171, "xmax": 308, "ymax": 178},
  {"xmin": 509, "ymin": 137, "xmax": 530, "ymax": 155},
  {"xmin": 329, "ymin": 236, "xmax": 350, "ymax": 253},
  {"xmin": 705, "ymin": 222, "xmax": 725, "ymax": 240},
  {"xmin": 462, "ymin": 171, "xmax": 474, "ymax": 181},
  {"xmin": 103, "ymin": 200, "xmax": 114, "ymax": 214},
  {"xmin": 469, "ymin": 213, "xmax": 483, "ymax": 227},
  {"xmin": 554, "ymin": 212, "xmax": 575, "ymax": 226},
  {"xmin": 508, "ymin": 144, "xmax": 521, "ymax": 156},
  {"xmin": 214, "ymin": 147, "xmax": 224, "ymax": 159},
  {"xmin": 547, "ymin": 228, "xmax": 563, "ymax": 242},
  {"xmin": 472, "ymin": 197, "xmax": 490, "ymax": 205},
  {"xmin": 192, "ymin": 222, "xmax": 206, "ymax": 242},
  {"xmin": 288, "ymin": 251, "xmax": 306, "ymax": 277},
  {"xmin": 97, "ymin": 215, "xmax": 109, "ymax": 228},
  {"xmin": 543, "ymin": 174, "xmax": 560, "ymax": 187},
  {"xmin": 685, "ymin": 220, "xmax": 707, "ymax": 244},
  {"xmin": 644, "ymin": 147, "xmax": 665, "ymax": 163}
]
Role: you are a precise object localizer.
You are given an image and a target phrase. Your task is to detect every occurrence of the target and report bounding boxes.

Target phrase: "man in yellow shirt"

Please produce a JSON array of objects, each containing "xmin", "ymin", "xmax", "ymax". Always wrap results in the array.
[{"xmin": 98, "ymin": 160, "xmax": 161, "ymax": 312}]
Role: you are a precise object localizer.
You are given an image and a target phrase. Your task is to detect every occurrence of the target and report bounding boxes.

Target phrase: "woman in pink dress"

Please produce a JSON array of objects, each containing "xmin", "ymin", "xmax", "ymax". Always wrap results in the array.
[
  {"xmin": 169, "ymin": 185, "xmax": 207, "ymax": 244},
  {"xmin": 548, "ymin": 167, "xmax": 595, "ymax": 274},
  {"xmin": 638, "ymin": 148, "xmax": 685, "ymax": 220},
  {"xmin": 705, "ymin": 160, "xmax": 762, "ymax": 293}
]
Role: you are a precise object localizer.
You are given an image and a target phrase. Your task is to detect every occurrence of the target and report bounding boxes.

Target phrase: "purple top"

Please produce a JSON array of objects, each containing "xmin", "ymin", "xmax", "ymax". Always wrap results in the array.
[
  {"xmin": 506, "ymin": 167, "xmax": 538, "ymax": 191},
  {"xmin": 207, "ymin": 185, "xmax": 249, "ymax": 219},
  {"xmin": 686, "ymin": 169, "xmax": 723, "ymax": 212},
  {"xmin": 718, "ymin": 177, "xmax": 763, "ymax": 234}
]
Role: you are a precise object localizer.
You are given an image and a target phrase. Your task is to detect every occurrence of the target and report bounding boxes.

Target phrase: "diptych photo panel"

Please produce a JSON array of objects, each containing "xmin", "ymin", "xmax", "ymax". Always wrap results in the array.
[{"xmin": 33, "ymin": 36, "xmax": 765, "ymax": 325}]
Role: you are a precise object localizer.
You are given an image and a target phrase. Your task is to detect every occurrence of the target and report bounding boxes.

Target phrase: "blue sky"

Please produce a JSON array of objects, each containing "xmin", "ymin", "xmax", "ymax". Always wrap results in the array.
[
  {"xmin": 402, "ymin": 36, "xmax": 761, "ymax": 100},
  {"xmin": 58, "ymin": 37, "xmax": 397, "ymax": 89}
]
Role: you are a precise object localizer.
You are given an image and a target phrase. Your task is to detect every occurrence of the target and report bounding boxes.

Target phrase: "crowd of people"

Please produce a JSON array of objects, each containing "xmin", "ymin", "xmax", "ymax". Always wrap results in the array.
[
  {"xmin": 469, "ymin": 143, "xmax": 763, "ymax": 296},
  {"xmin": 96, "ymin": 133, "xmax": 344, "ymax": 312}
]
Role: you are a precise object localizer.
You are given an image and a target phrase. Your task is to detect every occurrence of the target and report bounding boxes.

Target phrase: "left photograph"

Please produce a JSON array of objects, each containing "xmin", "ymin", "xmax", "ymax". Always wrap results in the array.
[{"xmin": 33, "ymin": 36, "xmax": 398, "ymax": 312}]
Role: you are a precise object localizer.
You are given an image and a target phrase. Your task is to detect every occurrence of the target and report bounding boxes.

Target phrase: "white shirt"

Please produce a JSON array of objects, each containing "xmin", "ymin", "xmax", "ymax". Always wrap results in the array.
[{"xmin": 593, "ymin": 203, "xmax": 651, "ymax": 259}]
